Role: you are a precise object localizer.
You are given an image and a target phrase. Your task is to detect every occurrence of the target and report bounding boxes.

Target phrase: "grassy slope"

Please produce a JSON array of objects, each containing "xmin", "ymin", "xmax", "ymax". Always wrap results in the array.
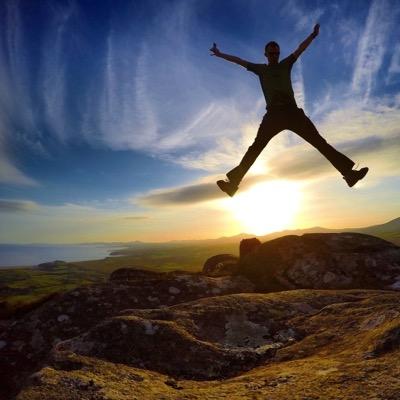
[
  {"xmin": 1, "ymin": 217, "xmax": 399, "ymax": 318},
  {"xmin": 0, "ymin": 242, "xmax": 239, "ymax": 318}
]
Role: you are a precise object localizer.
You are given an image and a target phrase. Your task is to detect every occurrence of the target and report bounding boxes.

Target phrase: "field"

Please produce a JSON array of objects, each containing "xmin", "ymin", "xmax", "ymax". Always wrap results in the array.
[
  {"xmin": 0, "ymin": 241, "xmax": 239, "ymax": 319},
  {"xmin": 1, "ymin": 216, "xmax": 399, "ymax": 320}
]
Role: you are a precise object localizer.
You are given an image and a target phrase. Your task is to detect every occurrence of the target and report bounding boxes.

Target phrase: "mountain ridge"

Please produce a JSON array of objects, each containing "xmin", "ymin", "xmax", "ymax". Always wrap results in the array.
[{"xmin": 110, "ymin": 217, "xmax": 400, "ymax": 253}]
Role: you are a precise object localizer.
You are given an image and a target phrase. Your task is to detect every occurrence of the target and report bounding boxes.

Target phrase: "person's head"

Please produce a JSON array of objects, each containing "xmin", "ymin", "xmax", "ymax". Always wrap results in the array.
[{"xmin": 264, "ymin": 41, "xmax": 280, "ymax": 64}]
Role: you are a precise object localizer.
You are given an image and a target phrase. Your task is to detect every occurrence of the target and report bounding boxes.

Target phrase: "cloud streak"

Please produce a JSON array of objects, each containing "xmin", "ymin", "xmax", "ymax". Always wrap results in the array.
[
  {"xmin": 292, "ymin": 58, "xmax": 305, "ymax": 111},
  {"xmin": 282, "ymin": 0, "xmax": 325, "ymax": 32},
  {"xmin": 0, "ymin": 1, "xmax": 399, "ymax": 193},
  {"xmin": 351, "ymin": 0, "xmax": 393, "ymax": 101},
  {"xmin": 41, "ymin": 1, "xmax": 78, "ymax": 141},
  {"xmin": 0, "ymin": 199, "xmax": 39, "ymax": 212},
  {"xmin": 0, "ymin": 153, "xmax": 38, "ymax": 186},
  {"xmin": 137, "ymin": 182, "xmax": 221, "ymax": 207},
  {"xmin": 0, "ymin": 111, "xmax": 38, "ymax": 186},
  {"xmin": 0, "ymin": 1, "xmax": 39, "ymax": 186},
  {"xmin": 135, "ymin": 124, "xmax": 400, "ymax": 208},
  {"xmin": 387, "ymin": 43, "xmax": 400, "ymax": 84}
]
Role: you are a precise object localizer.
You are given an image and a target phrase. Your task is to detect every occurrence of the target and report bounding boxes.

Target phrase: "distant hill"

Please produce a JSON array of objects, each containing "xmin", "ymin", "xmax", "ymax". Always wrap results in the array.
[
  {"xmin": 354, "ymin": 217, "xmax": 400, "ymax": 239},
  {"xmin": 111, "ymin": 217, "xmax": 400, "ymax": 254},
  {"xmin": 253, "ymin": 217, "xmax": 400, "ymax": 246}
]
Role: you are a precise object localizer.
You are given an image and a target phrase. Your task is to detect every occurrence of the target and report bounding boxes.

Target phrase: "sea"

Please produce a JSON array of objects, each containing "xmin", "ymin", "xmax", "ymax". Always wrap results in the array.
[{"xmin": 0, "ymin": 244, "xmax": 122, "ymax": 268}]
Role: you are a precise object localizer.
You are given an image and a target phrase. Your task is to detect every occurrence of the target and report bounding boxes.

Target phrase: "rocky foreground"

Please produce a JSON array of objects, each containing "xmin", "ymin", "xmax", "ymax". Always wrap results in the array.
[{"xmin": 1, "ymin": 233, "xmax": 400, "ymax": 399}]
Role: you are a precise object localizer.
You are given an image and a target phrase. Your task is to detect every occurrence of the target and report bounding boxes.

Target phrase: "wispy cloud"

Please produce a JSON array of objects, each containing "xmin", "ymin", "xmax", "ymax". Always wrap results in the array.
[
  {"xmin": 80, "ymin": 0, "xmax": 262, "ymax": 162},
  {"xmin": 136, "ymin": 111, "xmax": 400, "ymax": 207},
  {"xmin": 387, "ymin": 43, "xmax": 400, "ymax": 84},
  {"xmin": 41, "ymin": 1, "xmax": 77, "ymax": 141},
  {"xmin": 0, "ymin": 153, "xmax": 38, "ymax": 186},
  {"xmin": 0, "ymin": 116, "xmax": 38, "ymax": 186},
  {"xmin": 132, "ymin": 43, "xmax": 159, "ymax": 148},
  {"xmin": 3, "ymin": 0, "xmax": 35, "ymax": 129},
  {"xmin": 282, "ymin": 0, "xmax": 324, "ymax": 31},
  {"xmin": 1, "ymin": 0, "xmax": 399, "ymax": 192},
  {"xmin": 124, "ymin": 216, "xmax": 149, "ymax": 220},
  {"xmin": 292, "ymin": 58, "xmax": 305, "ymax": 110},
  {"xmin": 135, "ymin": 172, "xmax": 272, "ymax": 207},
  {"xmin": 136, "ymin": 182, "xmax": 220, "ymax": 207},
  {"xmin": 0, "ymin": 1, "xmax": 39, "ymax": 186},
  {"xmin": 0, "ymin": 199, "xmax": 39, "ymax": 212},
  {"xmin": 351, "ymin": 0, "xmax": 393, "ymax": 101},
  {"xmin": 266, "ymin": 134, "xmax": 395, "ymax": 180}
]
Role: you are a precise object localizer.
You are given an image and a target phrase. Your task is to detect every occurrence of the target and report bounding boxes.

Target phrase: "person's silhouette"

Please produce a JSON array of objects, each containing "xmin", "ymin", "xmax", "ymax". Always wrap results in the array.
[{"xmin": 210, "ymin": 24, "xmax": 368, "ymax": 197}]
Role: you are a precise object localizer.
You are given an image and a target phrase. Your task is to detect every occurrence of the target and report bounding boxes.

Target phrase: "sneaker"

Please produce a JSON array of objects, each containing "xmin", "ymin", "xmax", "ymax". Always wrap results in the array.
[
  {"xmin": 343, "ymin": 167, "xmax": 369, "ymax": 187},
  {"xmin": 217, "ymin": 179, "xmax": 238, "ymax": 197}
]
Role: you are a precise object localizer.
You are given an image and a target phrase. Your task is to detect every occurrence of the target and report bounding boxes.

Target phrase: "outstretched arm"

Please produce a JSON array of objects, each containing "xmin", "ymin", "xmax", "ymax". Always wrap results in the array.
[
  {"xmin": 209, "ymin": 43, "xmax": 249, "ymax": 68},
  {"xmin": 293, "ymin": 24, "xmax": 320, "ymax": 59}
]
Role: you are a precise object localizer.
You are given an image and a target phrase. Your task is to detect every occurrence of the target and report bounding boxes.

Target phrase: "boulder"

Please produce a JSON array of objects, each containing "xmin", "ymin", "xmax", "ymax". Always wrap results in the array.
[
  {"xmin": 238, "ymin": 233, "xmax": 400, "ymax": 291},
  {"xmin": 0, "ymin": 268, "xmax": 253, "ymax": 398},
  {"xmin": 109, "ymin": 267, "xmax": 162, "ymax": 282},
  {"xmin": 202, "ymin": 254, "xmax": 239, "ymax": 277},
  {"xmin": 240, "ymin": 238, "xmax": 261, "ymax": 259}
]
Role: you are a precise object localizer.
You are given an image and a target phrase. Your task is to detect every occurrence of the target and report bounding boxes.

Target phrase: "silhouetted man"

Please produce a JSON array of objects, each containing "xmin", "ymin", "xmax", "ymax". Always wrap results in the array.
[{"xmin": 210, "ymin": 24, "xmax": 368, "ymax": 197}]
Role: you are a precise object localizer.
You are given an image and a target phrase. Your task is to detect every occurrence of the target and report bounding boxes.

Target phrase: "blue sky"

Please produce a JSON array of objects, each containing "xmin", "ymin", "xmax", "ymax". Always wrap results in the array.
[{"xmin": 0, "ymin": 0, "xmax": 399, "ymax": 243}]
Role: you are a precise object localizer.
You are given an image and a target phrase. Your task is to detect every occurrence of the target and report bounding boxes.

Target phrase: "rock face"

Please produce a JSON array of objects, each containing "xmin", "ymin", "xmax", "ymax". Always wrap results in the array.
[
  {"xmin": 15, "ymin": 290, "xmax": 400, "ymax": 400},
  {"xmin": 3, "ymin": 233, "xmax": 400, "ymax": 400},
  {"xmin": 202, "ymin": 254, "xmax": 239, "ymax": 277},
  {"xmin": 0, "ymin": 269, "xmax": 253, "ymax": 399},
  {"xmin": 54, "ymin": 293, "xmax": 302, "ymax": 380},
  {"xmin": 238, "ymin": 233, "xmax": 400, "ymax": 291},
  {"xmin": 240, "ymin": 238, "xmax": 261, "ymax": 259}
]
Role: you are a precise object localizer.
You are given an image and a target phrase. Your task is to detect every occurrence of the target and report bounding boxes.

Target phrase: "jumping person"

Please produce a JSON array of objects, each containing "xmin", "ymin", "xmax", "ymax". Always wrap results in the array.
[{"xmin": 210, "ymin": 24, "xmax": 368, "ymax": 197}]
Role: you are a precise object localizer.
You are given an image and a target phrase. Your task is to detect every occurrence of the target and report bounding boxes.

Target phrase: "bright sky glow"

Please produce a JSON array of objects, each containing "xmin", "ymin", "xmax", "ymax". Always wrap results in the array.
[
  {"xmin": 224, "ymin": 181, "xmax": 302, "ymax": 235},
  {"xmin": 0, "ymin": 0, "xmax": 399, "ymax": 243}
]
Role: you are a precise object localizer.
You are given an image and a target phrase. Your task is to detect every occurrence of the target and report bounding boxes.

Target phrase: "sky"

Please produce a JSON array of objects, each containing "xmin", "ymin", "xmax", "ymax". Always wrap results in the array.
[{"xmin": 0, "ymin": 0, "xmax": 399, "ymax": 244}]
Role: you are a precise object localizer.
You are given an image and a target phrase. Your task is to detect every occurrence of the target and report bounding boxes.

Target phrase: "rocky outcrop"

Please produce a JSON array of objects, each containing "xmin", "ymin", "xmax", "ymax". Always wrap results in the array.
[
  {"xmin": 54, "ymin": 292, "xmax": 305, "ymax": 380},
  {"xmin": 17, "ymin": 290, "xmax": 400, "ymax": 400},
  {"xmin": 3, "ymin": 233, "xmax": 400, "ymax": 400},
  {"xmin": 240, "ymin": 238, "xmax": 261, "ymax": 259},
  {"xmin": 0, "ymin": 268, "xmax": 253, "ymax": 399},
  {"xmin": 238, "ymin": 233, "xmax": 400, "ymax": 291},
  {"xmin": 202, "ymin": 254, "xmax": 239, "ymax": 277}
]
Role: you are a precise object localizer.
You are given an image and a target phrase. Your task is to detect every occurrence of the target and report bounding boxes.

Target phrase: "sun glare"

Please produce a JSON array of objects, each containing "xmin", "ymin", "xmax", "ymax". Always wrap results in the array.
[{"xmin": 226, "ymin": 181, "xmax": 302, "ymax": 235}]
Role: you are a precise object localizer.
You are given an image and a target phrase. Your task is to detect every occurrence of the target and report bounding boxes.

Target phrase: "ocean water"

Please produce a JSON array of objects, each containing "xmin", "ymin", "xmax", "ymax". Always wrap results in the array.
[{"xmin": 0, "ymin": 244, "xmax": 119, "ymax": 268}]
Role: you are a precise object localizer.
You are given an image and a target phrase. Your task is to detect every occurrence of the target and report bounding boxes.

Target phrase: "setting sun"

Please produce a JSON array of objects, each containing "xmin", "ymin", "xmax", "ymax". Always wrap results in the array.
[{"xmin": 226, "ymin": 181, "xmax": 302, "ymax": 235}]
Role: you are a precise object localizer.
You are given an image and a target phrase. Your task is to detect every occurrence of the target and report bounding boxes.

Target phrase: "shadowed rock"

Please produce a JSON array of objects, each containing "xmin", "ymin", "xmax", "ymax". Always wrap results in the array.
[
  {"xmin": 18, "ymin": 290, "xmax": 400, "ymax": 400},
  {"xmin": 238, "ymin": 233, "xmax": 400, "ymax": 291},
  {"xmin": 4, "ymin": 233, "xmax": 400, "ymax": 400},
  {"xmin": 54, "ymin": 293, "xmax": 304, "ymax": 379},
  {"xmin": 240, "ymin": 238, "xmax": 261, "ymax": 259},
  {"xmin": 202, "ymin": 254, "xmax": 239, "ymax": 277},
  {"xmin": 0, "ymin": 268, "xmax": 253, "ymax": 399}
]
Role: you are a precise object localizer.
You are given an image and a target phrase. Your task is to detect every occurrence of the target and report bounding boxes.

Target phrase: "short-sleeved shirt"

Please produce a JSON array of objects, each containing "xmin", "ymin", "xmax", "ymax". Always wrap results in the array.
[{"xmin": 246, "ymin": 54, "xmax": 297, "ymax": 110}]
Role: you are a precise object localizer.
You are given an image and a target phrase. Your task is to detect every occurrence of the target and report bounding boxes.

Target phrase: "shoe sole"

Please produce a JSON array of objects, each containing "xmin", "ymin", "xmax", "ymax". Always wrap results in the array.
[{"xmin": 345, "ymin": 167, "xmax": 369, "ymax": 187}]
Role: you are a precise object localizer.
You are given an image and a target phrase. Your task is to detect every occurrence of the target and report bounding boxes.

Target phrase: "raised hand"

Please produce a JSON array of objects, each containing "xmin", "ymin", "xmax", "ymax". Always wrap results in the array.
[
  {"xmin": 210, "ymin": 42, "xmax": 221, "ymax": 56},
  {"xmin": 312, "ymin": 23, "xmax": 320, "ymax": 38}
]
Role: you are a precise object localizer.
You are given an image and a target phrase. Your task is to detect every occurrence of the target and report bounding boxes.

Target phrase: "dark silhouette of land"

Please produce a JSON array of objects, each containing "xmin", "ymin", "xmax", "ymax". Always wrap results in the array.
[
  {"xmin": 3, "ymin": 230, "xmax": 400, "ymax": 399},
  {"xmin": 210, "ymin": 24, "xmax": 368, "ymax": 197}
]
